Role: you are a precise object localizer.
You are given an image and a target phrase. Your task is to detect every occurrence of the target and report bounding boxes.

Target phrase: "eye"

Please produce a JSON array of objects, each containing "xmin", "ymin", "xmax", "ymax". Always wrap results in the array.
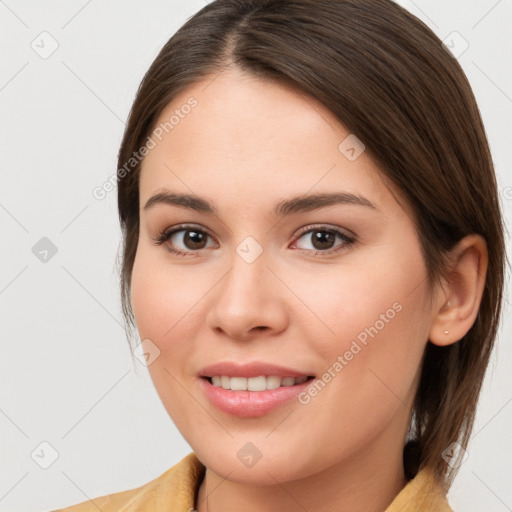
[
  {"xmin": 153, "ymin": 224, "xmax": 217, "ymax": 255},
  {"xmin": 153, "ymin": 223, "xmax": 356, "ymax": 257},
  {"xmin": 291, "ymin": 225, "xmax": 355, "ymax": 255}
]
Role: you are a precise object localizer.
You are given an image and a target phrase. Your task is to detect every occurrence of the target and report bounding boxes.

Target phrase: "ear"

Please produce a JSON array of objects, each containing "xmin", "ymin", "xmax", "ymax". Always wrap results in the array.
[{"xmin": 429, "ymin": 234, "xmax": 488, "ymax": 346}]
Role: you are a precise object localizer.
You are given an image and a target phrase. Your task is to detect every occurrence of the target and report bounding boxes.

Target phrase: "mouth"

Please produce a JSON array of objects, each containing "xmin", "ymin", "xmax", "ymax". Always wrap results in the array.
[
  {"xmin": 198, "ymin": 362, "xmax": 316, "ymax": 416},
  {"xmin": 202, "ymin": 375, "xmax": 315, "ymax": 391}
]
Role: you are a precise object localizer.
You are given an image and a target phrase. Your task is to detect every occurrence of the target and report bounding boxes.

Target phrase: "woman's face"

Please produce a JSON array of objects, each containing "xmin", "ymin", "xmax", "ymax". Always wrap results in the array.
[{"xmin": 131, "ymin": 67, "xmax": 436, "ymax": 484}]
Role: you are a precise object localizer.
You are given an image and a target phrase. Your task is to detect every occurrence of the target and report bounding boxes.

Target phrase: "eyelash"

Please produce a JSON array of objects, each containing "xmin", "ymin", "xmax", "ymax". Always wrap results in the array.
[{"xmin": 152, "ymin": 223, "xmax": 356, "ymax": 257}]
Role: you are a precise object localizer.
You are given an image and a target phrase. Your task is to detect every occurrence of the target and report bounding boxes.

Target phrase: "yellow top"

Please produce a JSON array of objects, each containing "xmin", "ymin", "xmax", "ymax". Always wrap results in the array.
[{"xmin": 53, "ymin": 452, "xmax": 453, "ymax": 511}]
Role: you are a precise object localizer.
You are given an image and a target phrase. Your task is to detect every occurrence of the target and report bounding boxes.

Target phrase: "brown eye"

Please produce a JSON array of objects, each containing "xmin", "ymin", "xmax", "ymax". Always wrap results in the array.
[
  {"xmin": 154, "ymin": 225, "xmax": 216, "ymax": 255},
  {"xmin": 292, "ymin": 226, "xmax": 355, "ymax": 255},
  {"xmin": 180, "ymin": 230, "xmax": 208, "ymax": 250},
  {"xmin": 310, "ymin": 231, "xmax": 336, "ymax": 250}
]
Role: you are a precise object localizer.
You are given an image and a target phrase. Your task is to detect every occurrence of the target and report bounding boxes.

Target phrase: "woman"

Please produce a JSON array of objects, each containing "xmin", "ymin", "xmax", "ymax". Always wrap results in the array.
[{"xmin": 54, "ymin": 0, "xmax": 505, "ymax": 510}]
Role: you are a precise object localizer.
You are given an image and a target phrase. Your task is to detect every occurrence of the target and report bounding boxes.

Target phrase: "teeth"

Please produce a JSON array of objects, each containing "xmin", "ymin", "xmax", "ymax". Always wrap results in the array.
[
  {"xmin": 221, "ymin": 376, "xmax": 230, "ymax": 389},
  {"xmin": 230, "ymin": 377, "xmax": 247, "ymax": 390},
  {"xmin": 248, "ymin": 376, "xmax": 267, "ymax": 391},
  {"xmin": 266, "ymin": 376, "xmax": 281, "ymax": 390},
  {"xmin": 210, "ymin": 375, "xmax": 309, "ymax": 391}
]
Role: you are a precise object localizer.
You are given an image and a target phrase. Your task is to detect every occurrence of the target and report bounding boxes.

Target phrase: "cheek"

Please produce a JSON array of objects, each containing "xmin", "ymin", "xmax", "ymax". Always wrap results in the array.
[
  {"xmin": 291, "ymin": 245, "xmax": 429, "ymax": 410},
  {"xmin": 130, "ymin": 251, "xmax": 205, "ymax": 432},
  {"xmin": 130, "ymin": 249, "xmax": 207, "ymax": 416},
  {"xmin": 131, "ymin": 245, "xmax": 204, "ymax": 343},
  {"xmin": 289, "ymin": 246, "xmax": 427, "ymax": 352},
  {"xmin": 285, "ymin": 267, "xmax": 428, "ymax": 469}
]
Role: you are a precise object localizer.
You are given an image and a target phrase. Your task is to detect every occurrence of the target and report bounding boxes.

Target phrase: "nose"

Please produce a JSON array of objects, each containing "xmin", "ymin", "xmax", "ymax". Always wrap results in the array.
[{"xmin": 205, "ymin": 249, "xmax": 289, "ymax": 341}]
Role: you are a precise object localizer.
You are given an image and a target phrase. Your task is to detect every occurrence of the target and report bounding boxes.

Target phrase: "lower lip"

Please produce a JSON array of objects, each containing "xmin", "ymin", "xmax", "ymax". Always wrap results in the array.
[{"xmin": 199, "ymin": 377, "xmax": 314, "ymax": 418}]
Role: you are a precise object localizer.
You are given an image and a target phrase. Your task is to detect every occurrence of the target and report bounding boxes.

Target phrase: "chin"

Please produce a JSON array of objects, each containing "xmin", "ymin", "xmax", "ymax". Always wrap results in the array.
[{"xmin": 191, "ymin": 439, "xmax": 322, "ymax": 485}]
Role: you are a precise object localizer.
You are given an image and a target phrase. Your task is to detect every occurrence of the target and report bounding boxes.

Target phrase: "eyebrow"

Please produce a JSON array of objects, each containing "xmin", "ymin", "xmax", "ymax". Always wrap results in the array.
[{"xmin": 143, "ymin": 190, "xmax": 377, "ymax": 216}]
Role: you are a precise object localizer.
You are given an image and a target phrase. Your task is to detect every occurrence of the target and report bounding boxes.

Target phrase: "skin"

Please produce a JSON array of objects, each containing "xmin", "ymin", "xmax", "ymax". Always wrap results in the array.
[{"xmin": 130, "ymin": 66, "xmax": 488, "ymax": 512}]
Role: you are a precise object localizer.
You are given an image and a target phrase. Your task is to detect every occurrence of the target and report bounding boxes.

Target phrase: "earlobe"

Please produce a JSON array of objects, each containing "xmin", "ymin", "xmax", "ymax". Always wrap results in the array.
[{"xmin": 429, "ymin": 234, "xmax": 488, "ymax": 347}]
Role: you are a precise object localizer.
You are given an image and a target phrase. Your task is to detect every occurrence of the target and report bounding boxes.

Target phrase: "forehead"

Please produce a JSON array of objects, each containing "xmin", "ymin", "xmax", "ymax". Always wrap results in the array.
[{"xmin": 139, "ymin": 68, "xmax": 408, "ymax": 219}]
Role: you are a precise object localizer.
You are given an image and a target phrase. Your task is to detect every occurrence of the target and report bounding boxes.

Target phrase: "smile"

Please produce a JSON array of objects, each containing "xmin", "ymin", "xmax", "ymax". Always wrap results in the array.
[{"xmin": 208, "ymin": 375, "xmax": 310, "ymax": 391}]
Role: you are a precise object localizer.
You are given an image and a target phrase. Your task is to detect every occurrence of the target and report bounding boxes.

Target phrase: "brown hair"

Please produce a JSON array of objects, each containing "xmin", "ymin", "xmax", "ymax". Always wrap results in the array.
[{"xmin": 116, "ymin": 0, "xmax": 506, "ymax": 489}]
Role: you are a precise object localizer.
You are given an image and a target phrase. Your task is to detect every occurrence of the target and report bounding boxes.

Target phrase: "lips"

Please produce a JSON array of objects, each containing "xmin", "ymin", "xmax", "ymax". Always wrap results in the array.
[{"xmin": 198, "ymin": 361, "xmax": 316, "ymax": 417}]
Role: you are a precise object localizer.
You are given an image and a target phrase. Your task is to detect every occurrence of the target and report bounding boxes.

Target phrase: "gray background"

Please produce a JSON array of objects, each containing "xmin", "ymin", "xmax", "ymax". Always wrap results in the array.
[{"xmin": 1, "ymin": 1, "xmax": 511, "ymax": 511}]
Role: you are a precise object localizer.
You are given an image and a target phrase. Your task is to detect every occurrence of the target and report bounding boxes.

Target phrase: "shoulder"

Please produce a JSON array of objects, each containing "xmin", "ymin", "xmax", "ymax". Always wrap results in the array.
[
  {"xmin": 385, "ymin": 467, "xmax": 453, "ymax": 512},
  {"xmin": 51, "ymin": 452, "xmax": 205, "ymax": 512}
]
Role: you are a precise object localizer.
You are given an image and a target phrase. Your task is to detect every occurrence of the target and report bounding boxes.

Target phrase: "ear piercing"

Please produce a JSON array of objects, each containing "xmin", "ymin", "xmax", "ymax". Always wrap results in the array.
[{"xmin": 444, "ymin": 302, "xmax": 451, "ymax": 334}]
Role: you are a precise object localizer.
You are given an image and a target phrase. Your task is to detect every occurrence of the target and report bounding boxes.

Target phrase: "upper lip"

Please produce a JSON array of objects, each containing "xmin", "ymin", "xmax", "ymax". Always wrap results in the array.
[{"xmin": 199, "ymin": 361, "xmax": 313, "ymax": 378}]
